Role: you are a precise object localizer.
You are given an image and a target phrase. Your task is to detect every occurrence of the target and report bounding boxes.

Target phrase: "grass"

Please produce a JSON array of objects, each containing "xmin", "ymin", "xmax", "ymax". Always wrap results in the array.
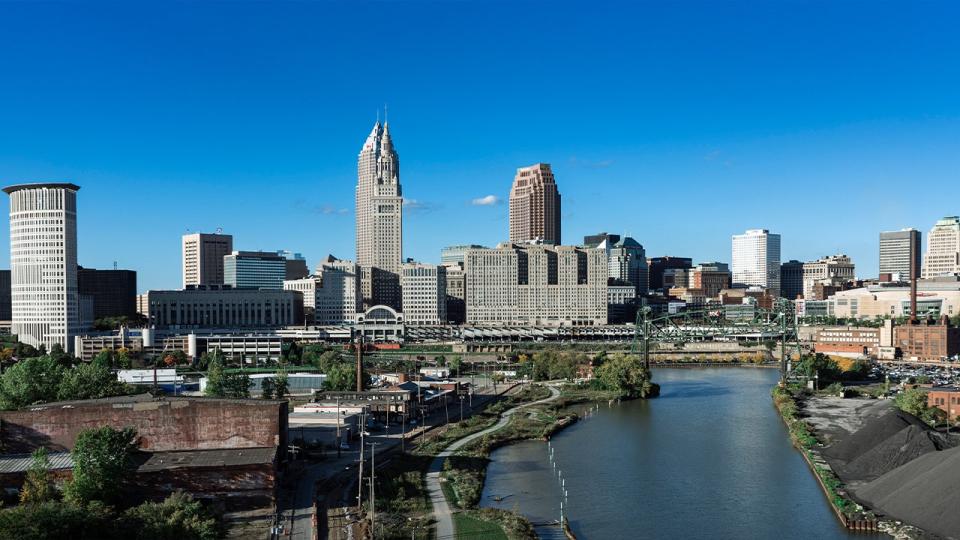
[{"xmin": 452, "ymin": 513, "xmax": 509, "ymax": 540}]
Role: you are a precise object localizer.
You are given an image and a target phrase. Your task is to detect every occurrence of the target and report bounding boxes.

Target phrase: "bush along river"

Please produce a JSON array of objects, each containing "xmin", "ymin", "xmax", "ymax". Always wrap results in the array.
[{"xmin": 481, "ymin": 367, "xmax": 864, "ymax": 539}]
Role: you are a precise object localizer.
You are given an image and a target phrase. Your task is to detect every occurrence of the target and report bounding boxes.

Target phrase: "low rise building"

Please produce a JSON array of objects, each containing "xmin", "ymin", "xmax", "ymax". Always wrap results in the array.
[
  {"xmin": 927, "ymin": 387, "xmax": 960, "ymax": 420},
  {"xmin": 894, "ymin": 319, "xmax": 960, "ymax": 362},
  {"xmin": 813, "ymin": 326, "xmax": 880, "ymax": 357},
  {"xmin": 144, "ymin": 286, "xmax": 304, "ymax": 329}
]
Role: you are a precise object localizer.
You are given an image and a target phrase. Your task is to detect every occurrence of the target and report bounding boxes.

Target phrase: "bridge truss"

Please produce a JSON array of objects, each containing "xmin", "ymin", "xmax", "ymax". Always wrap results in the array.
[{"xmin": 631, "ymin": 300, "xmax": 802, "ymax": 382}]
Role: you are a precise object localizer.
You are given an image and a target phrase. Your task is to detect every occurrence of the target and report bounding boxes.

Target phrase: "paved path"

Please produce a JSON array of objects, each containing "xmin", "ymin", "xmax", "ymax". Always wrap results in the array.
[{"xmin": 426, "ymin": 385, "xmax": 561, "ymax": 540}]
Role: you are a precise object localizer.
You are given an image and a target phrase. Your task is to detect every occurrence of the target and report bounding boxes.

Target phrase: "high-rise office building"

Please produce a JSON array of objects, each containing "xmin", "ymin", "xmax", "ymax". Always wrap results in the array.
[
  {"xmin": 880, "ymin": 229, "xmax": 921, "ymax": 281},
  {"xmin": 277, "ymin": 250, "xmax": 309, "ymax": 281},
  {"xmin": 284, "ymin": 255, "xmax": 361, "ymax": 324},
  {"xmin": 780, "ymin": 260, "xmax": 804, "ymax": 299},
  {"xmin": 356, "ymin": 120, "xmax": 403, "ymax": 309},
  {"xmin": 182, "ymin": 232, "xmax": 233, "ymax": 288},
  {"xmin": 356, "ymin": 121, "xmax": 402, "ymax": 272},
  {"xmin": 442, "ymin": 263, "xmax": 467, "ymax": 324},
  {"xmin": 509, "ymin": 163, "xmax": 561, "ymax": 245},
  {"xmin": 465, "ymin": 243, "xmax": 606, "ymax": 326},
  {"xmin": 401, "ymin": 262, "xmax": 447, "ymax": 325},
  {"xmin": 802, "ymin": 254, "xmax": 855, "ymax": 299},
  {"xmin": 731, "ymin": 229, "xmax": 781, "ymax": 295},
  {"xmin": 0, "ymin": 270, "xmax": 11, "ymax": 321},
  {"xmin": 224, "ymin": 251, "xmax": 287, "ymax": 290},
  {"xmin": 647, "ymin": 257, "xmax": 693, "ymax": 292},
  {"xmin": 922, "ymin": 217, "xmax": 960, "ymax": 278},
  {"xmin": 690, "ymin": 262, "xmax": 732, "ymax": 298},
  {"xmin": 4, "ymin": 183, "xmax": 81, "ymax": 352},
  {"xmin": 599, "ymin": 236, "xmax": 648, "ymax": 295},
  {"xmin": 440, "ymin": 245, "xmax": 486, "ymax": 266},
  {"xmin": 77, "ymin": 266, "xmax": 138, "ymax": 320},
  {"xmin": 583, "ymin": 232, "xmax": 620, "ymax": 249}
]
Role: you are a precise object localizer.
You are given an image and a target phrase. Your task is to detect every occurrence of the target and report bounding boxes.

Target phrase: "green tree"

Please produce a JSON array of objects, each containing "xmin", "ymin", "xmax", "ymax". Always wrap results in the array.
[
  {"xmin": 123, "ymin": 491, "xmax": 219, "ymax": 540},
  {"xmin": 449, "ymin": 356, "xmax": 463, "ymax": 377},
  {"xmin": 57, "ymin": 363, "xmax": 132, "ymax": 401},
  {"xmin": 0, "ymin": 356, "xmax": 65, "ymax": 409},
  {"xmin": 794, "ymin": 353, "xmax": 841, "ymax": 382},
  {"xmin": 324, "ymin": 361, "xmax": 359, "ymax": 391},
  {"xmin": 260, "ymin": 377, "xmax": 275, "ymax": 399},
  {"xmin": 19, "ymin": 447, "xmax": 56, "ymax": 505},
  {"xmin": 204, "ymin": 354, "xmax": 226, "ymax": 397},
  {"xmin": 64, "ymin": 426, "xmax": 138, "ymax": 505},
  {"xmin": 221, "ymin": 372, "xmax": 251, "ymax": 398},
  {"xmin": 274, "ymin": 369, "xmax": 289, "ymax": 399},
  {"xmin": 91, "ymin": 350, "xmax": 114, "ymax": 369},
  {"xmin": 313, "ymin": 350, "xmax": 342, "ymax": 372},
  {"xmin": 895, "ymin": 387, "xmax": 931, "ymax": 418},
  {"xmin": 0, "ymin": 500, "xmax": 115, "ymax": 540},
  {"xmin": 594, "ymin": 353, "xmax": 660, "ymax": 399},
  {"xmin": 48, "ymin": 343, "xmax": 72, "ymax": 366},
  {"xmin": 116, "ymin": 348, "xmax": 133, "ymax": 369}
]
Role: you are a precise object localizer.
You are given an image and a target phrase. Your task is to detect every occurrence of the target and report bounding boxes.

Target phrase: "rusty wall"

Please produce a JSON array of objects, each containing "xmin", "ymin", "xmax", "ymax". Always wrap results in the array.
[{"xmin": 0, "ymin": 398, "xmax": 287, "ymax": 454}]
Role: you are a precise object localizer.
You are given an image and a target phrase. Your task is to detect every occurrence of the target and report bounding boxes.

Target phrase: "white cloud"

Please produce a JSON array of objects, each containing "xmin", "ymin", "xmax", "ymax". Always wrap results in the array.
[{"xmin": 471, "ymin": 195, "xmax": 501, "ymax": 206}]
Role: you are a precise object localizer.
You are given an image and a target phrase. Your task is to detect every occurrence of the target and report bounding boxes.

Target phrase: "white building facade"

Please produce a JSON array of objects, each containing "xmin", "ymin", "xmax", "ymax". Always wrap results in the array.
[
  {"xmin": 401, "ymin": 262, "xmax": 447, "ymax": 325},
  {"xmin": 732, "ymin": 229, "xmax": 781, "ymax": 295},
  {"xmin": 923, "ymin": 217, "xmax": 960, "ymax": 278},
  {"xmin": 465, "ymin": 243, "xmax": 607, "ymax": 326},
  {"xmin": 182, "ymin": 232, "xmax": 233, "ymax": 288},
  {"xmin": 4, "ymin": 183, "xmax": 81, "ymax": 352},
  {"xmin": 284, "ymin": 256, "xmax": 361, "ymax": 325},
  {"xmin": 802, "ymin": 254, "xmax": 855, "ymax": 298}
]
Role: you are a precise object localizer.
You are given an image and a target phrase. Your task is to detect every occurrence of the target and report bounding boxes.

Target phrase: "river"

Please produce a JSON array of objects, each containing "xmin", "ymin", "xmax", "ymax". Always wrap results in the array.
[{"xmin": 481, "ymin": 367, "xmax": 864, "ymax": 539}]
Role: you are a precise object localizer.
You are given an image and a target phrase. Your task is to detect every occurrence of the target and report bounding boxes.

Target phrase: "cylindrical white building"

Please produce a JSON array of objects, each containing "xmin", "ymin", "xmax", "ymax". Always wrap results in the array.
[{"xmin": 3, "ymin": 183, "xmax": 81, "ymax": 353}]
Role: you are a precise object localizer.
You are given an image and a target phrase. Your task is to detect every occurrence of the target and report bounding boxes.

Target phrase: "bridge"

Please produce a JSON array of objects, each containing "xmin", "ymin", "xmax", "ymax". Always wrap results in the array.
[{"xmin": 632, "ymin": 301, "xmax": 802, "ymax": 382}]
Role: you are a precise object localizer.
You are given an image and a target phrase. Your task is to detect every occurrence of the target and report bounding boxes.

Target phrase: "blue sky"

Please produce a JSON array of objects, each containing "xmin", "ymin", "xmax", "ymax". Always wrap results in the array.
[{"xmin": 1, "ymin": 1, "xmax": 959, "ymax": 291}]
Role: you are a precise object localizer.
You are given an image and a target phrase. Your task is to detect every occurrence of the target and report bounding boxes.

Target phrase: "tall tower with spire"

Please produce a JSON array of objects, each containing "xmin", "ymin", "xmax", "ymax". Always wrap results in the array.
[{"xmin": 355, "ymin": 118, "xmax": 403, "ymax": 308}]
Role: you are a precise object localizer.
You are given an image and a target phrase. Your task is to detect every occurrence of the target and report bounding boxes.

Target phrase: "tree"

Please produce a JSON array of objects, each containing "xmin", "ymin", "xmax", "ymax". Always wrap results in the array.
[
  {"xmin": 324, "ymin": 361, "xmax": 359, "ymax": 391},
  {"xmin": 204, "ymin": 354, "xmax": 226, "ymax": 397},
  {"xmin": 260, "ymin": 377, "xmax": 275, "ymax": 399},
  {"xmin": 116, "ymin": 348, "xmax": 133, "ymax": 369},
  {"xmin": 0, "ymin": 356, "xmax": 65, "ymax": 410},
  {"xmin": 794, "ymin": 353, "xmax": 841, "ymax": 382},
  {"xmin": 92, "ymin": 350, "xmax": 114, "ymax": 369},
  {"xmin": 64, "ymin": 426, "xmax": 138, "ymax": 505},
  {"xmin": 449, "ymin": 356, "xmax": 463, "ymax": 377},
  {"xmin": 57, "ymin": 364, "xmax": 132, "ymax": 401},
  {"xmin": 274, "ymin": 369, "xmax": 289, "ymax": 399},
  {"xmin": 594, "ymin": 353, "xmax": 660, "ymax": 399},
  {"xmin": 19, "ymin": 448, "xmax": 56, "ymax": 505},
  {"xmin": 221, "ymin": 372, "xmax": 251, "ymax": 398},
  {"xmin": 0, "ymin": 500, "xmax": 115, "ymax": 540},
  {"xmin": 123, "ymin": 491, "xmax": 219, "ymax": 540},
  {"xmin": 48, "ymin": 343, "xmax": 72, "ymax": 367},
  {"xmin": 895, "ymin": 387, "xmax": 931, "ymax": 418}
]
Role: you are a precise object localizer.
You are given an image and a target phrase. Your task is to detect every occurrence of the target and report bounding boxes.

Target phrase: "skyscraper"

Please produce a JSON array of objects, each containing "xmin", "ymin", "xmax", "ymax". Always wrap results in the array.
[
  {"xmin": 182, "ymin": 232, "xmax": 233, "ymax": 288},
  {"xmin": 879, "ymin": 228, "xmax": 921, "ymax": 281},
  {"xmin": 509, "ymin": 163, "xmax": 561, "ymax": 245},
  {"xmin": 922, "ymin": 217, "xmax": 960, "ymax": 278},
  {"xmin": 356, "ymin": 121, "xmax": 402, "ymax": 272},
  {"xmin": 4, "ymin": 183, "xmax": 81, "ymax": 352},
  {"xmin": 599, "ymin": 236, "xmax": 649, "ymax": 295},
  {"xmin": 780, "ymin": 260, "xmax": 804, "ymax": 299},
  {"xmin": 224, "ymin": 251, "xmax": 288, "ymax": 289},
  {"xmin": 732, "ymin": 229, "xmax": 781, "ymax": 295},
  {"xmin": 356, "ymin": 120, "xmax": 403, "ymax": 309}
]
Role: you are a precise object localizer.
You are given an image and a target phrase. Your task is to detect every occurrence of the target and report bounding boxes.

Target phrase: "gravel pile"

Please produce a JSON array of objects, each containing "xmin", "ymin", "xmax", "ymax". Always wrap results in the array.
[
  {"xmin": 822, "ymin": 407, "xmax": 930, "ymax": 466},
  {"xmin": 856, "ymin": 445, "xmax": 960, "ymax": 538},
  {"xmin": 836, "ymin": 424, "xmax": 946, "ymax": 482}
]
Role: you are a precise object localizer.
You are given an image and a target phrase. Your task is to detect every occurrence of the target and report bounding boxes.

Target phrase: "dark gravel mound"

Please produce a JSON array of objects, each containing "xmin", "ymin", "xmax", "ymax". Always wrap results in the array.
[
  {"xmin": 836, "ymin": 424, "xmax": 949, "ymax": 482},
  {"xmin": 857, "ymin": 445, "xmax": 960, "ymax": 539},
  {"xmin": 822, "ymin": 407, "xmax": 929, "ymax": 464}
]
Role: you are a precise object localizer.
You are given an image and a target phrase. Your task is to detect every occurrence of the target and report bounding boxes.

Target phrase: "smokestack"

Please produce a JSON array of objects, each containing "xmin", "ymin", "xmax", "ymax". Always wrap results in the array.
[
  {"xmin": 910, "ymin": 234, "xmax": 918, "ymax": 324},
  {"xmin": 355, "ymin": 333, "xmax": 364, "ymax": 392}
]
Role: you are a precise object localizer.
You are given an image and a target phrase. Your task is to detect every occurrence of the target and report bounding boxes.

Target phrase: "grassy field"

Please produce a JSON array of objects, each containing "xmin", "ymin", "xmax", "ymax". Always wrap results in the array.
[{"xmin": 452, "ymin": 513, "xmax": 509, "ymax": 540}]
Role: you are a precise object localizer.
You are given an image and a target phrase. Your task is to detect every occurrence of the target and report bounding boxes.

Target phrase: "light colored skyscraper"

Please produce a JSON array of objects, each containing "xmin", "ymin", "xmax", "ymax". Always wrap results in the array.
[
  {"xmin": 509, "ymin": 163, "xmax": 561, "ymax": 245},
  {"xmin": 731, "ymin": 229, "xmax": 781, "ymax": 295},
  {"xmin": 922, "ymin": 217, "xmax": 960, "ymax": 278},
  {"xmin": 182, "ymin": 232, "xmax": 233, "ymax": 288},
  {"xmin": 284, "ymin": 255, "xmax": 361, "ymax": 324},
  {"xmin": 401, "ymin": 262, "xmax": 447, "ymax": 325},
  {"xmin": 356, "ymin": 121, "xmax": 402, "ymax": 272},
  {"xmin": 4, "ymin": 183, "xmax": 81, "ymax": 352},
  {"xmin": 879, "ymin": 229, "xmax": 921, "ymax": 281}
]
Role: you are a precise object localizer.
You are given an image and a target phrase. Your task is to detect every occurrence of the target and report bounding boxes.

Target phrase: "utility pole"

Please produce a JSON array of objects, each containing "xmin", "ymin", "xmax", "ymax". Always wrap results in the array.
[
  {"xmin": 369, "ymin": 442, "xmax": 378, "ymax": 539},
  {"xmin": 336, "ymin": 397, "xmax": 342, "ymax": 458},
  {"xmin": 356, "ymin": 332, "xmax": 364, "ymax": 392},
  {"xmin": 358, "ymin": 408, "xmax": 365, "ymax": 512}
]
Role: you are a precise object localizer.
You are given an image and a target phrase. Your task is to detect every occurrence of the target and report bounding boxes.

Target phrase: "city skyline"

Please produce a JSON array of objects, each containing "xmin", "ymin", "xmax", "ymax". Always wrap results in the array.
[{"xmin": 2, "ymin": 2, "xmax": 960, "ymax": 291}]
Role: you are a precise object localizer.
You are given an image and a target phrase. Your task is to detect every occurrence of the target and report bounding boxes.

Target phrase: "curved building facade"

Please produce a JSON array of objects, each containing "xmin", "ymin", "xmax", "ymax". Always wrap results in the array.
[{"xmin": 4, "ymin": 183, "xmax": 81, "ymax": 352}]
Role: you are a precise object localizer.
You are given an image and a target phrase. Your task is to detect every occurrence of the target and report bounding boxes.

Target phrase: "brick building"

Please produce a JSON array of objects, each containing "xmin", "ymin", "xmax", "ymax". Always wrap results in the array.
[
  {"xmin": 813, "ymin": 326, "xmax": 880, "ymax": 357},
  {"xmin": 894, "ymin": 320, "xmax": 960, "ymax": 362}
]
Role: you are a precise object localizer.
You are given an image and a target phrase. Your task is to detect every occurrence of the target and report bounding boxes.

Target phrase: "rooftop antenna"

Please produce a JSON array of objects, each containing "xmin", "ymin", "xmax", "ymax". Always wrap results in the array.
[
  {"xmin": 215, "ymin": 227, "xmax": 223, "ymax": 234},
  {"xmin": 113, "ymin": 261, "xmax": 118, "ymax": 270}
]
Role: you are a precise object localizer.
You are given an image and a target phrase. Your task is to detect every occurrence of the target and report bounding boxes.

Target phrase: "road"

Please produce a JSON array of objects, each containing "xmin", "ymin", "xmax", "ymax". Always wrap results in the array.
[{"xmin": 426, "ymin": 385, "xmax": 561, "ymax": 540}]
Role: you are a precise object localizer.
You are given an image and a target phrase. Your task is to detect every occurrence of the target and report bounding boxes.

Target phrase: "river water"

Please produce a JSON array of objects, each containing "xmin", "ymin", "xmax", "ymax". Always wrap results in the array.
[{"xmin": 481, "ymin": 367, "xmax": 863, "ymax": 539}]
